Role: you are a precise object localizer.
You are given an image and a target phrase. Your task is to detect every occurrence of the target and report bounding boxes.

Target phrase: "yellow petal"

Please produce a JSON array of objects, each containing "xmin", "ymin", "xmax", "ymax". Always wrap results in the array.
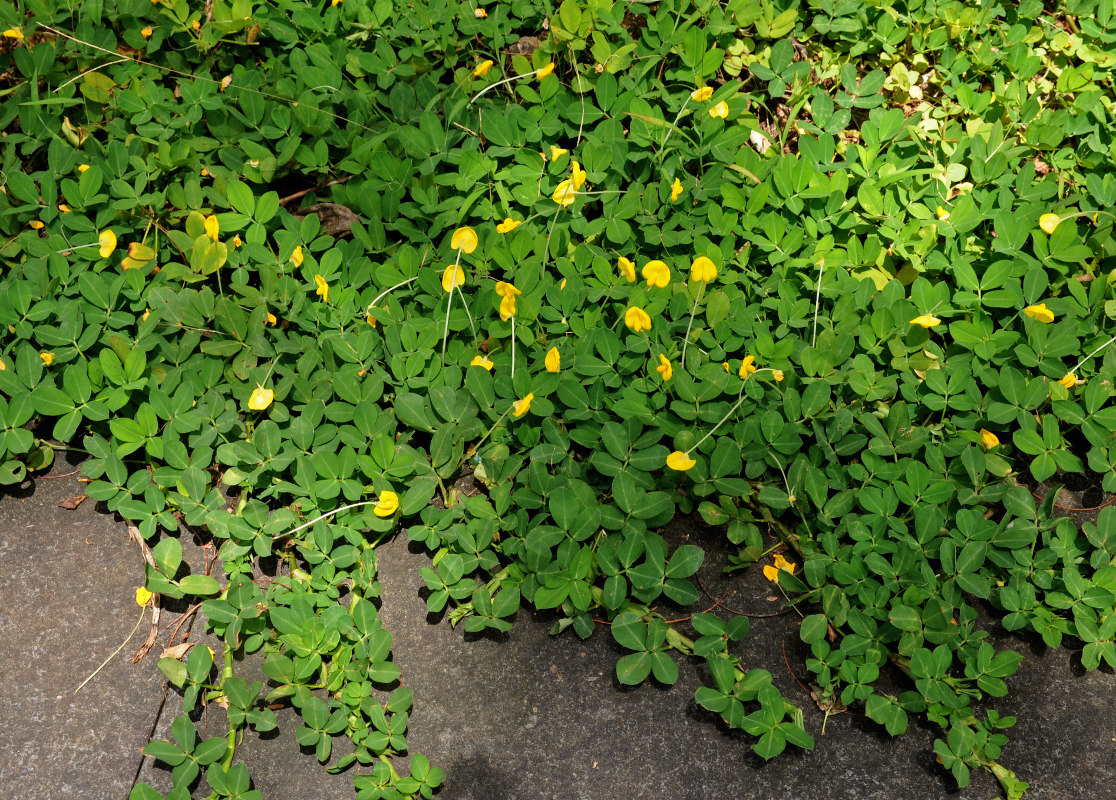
[
  {"xmin": 512, "ymin": 393, "xmax": 534, "ymax": 418},
  {"xmin": 78, "ymin": 164, "xmax": 91, "ymax": 173},
  {"xmin": 499, "ymin": 294, "xmax": 517, "ymax": 321},
  {"xmin": 570, "ymin": 161, "xmax": 586, "ymax": 191},
  {"xmin": 474, "ymin": 7, "xmax": 487, "ymax": 17},
  {"xmin": 442, "ymin": 264, "xmax": 466, "ymax": 292},
  {"xmin": 545, "ymin": 346, "xmax": 560, "ymax": 373},
  {"xmin": 909, "ymin": 314, "xmax": 941, "ymax": 328},
  {"xmin": 373, "ymin": 490, "xmax": 399, "ymax": 517},
  {"xmin": 624, "ymin": 306, "xmax": 651, "ymax": 332},
  {"xmin": 98, "ymin": 229, "xmax": 117, "ymax": 259},
  {"xmin": 494, "ymin": 281, "xmax": 521, "ymax": 297},
  {"xmin": 772, "ymin": 370, "xmax": 784, "ymax": 382},
  {"xmin": 40, "ymin": 352, "xmax": 55, "ymax": 366},
  {"xmin": 472, "ymin": 60, "xmax": 494, "ymax": 78},
  {"xmin": 550, "ymin": 146, "xmax": 568, "ymax": 161},
  {"xmin": 496, "ymin": 217, "xmax": 521, "ymax": 233},
  {"xmin": 670, "ymin": 177, "xmax": 683, "ymax": 202},
  {"xmin": 451, "ymin": 226, "xmax": 478, "ymax": 253},
  {"xmin": 30, "ymin": 220, "xmax": 44, "ymax": 230},
  {"xmin": 618, "ymin": 256, "xmax": 636, "ymax": 283},
  {"xmin": 738, "ymin": 355, "xmax": 756, "ymax": 379},
  {"xmin": 290, "ymin": 245, "xmax": 303, "ymax": 267},
  {"xmin": 314, "ymin": 274, "xmax": 329, "ymax": 302},
  {"xmin": 936, "ymin": 205, "xmax": 950, "ymax": 220},
  {"xmin": 1039, "ymin": 213, "xmax": 1060, "ymax": 235},
  {"xmin": 136, "ymin": 586, "xmax": 153, "ymax": 607},
  {"xmin": 656, "ymin": 354, "xmax": 672, "ymax": 381},
  {"xmin": 690, "ymin": 256, "xmax": 717, "ymax": 283},
  {"xmin": 641, "ymin": 260, "xmax": 670, "ymax": 288},
  {"xmin": 552, "ymin": 178, "xmax": 577, "ymax": 206},
  {"xmin": 1058, "ymin": 372, "xmax": 1076, "ymax": 389},
  {"xmin": 204, "ymin": 214, "xmax": 219, "ymax": 241},
  {"xmin": 666, "ymin": 451, "xmax": 696, "ymax": 471},
  {"xmin": 141, "ymin": 26, "xmax": 153, "ymax": 37},
  {"xmin": 470, "ymin": 354, "xmax": 494, "ymax": 371},
  {"xmin": 690, "ymin": 86, "xmax": 713, "ymax": 102},
  {"xmin": 248, "ymin": 386, "xmax": 274, "ymax": 410},
  {"xmin": 708, "ymin": 101, "xmax": 729, "ymax": 118},
  {"xmin": 1023, "ymin": 303, "xmax": 1054, "ymax": 323},
  {"xmin": 979, "ymin": 429, "xmax": 999, "ymax": 449},
  {"xmin": 3, "ymin": 28, "xmax": 25, "ymax": 40},
  {"xmin": 220, "ymin": 75, "xmax": 232, "ymax": 91},
  {"xmin": 535, "ymin": 62, "xmax": 554, "ymax": 79}
]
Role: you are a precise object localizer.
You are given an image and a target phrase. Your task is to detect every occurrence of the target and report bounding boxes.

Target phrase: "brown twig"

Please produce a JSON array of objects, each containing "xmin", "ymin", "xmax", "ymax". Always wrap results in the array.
[
  {"xmin": 696, "ymin": 576, "xmax": 793, "ymax": 618},
  {"xmin": 38, "ymin": 468, "xmax": 82, "ymax": 479},
  {"xmin": 278, "ymin": 176, "xmax": 352, "ymax": 206},
  {"xmin": 126, "ymin": 524, "xmax": 161, "ymax": 662}
]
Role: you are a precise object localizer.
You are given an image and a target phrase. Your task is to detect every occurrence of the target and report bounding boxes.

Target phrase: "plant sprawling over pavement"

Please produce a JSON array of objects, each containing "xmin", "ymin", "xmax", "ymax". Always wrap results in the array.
[{"xmin": 2, "ymin": 1, "xmax": 1115, "ymax": 798}]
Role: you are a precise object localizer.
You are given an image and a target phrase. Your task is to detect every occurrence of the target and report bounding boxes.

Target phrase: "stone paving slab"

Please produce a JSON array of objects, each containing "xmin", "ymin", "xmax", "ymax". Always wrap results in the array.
[{"xmin": 5, "ymin": 466, "xmax": 1115, "ymax": 800}]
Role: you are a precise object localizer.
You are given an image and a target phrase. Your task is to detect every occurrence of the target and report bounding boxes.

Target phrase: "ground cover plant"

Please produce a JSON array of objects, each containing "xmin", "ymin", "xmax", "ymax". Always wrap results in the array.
[{"xmin": 2, "ymin": 0, "xmax": 1116, "ymax": 797}]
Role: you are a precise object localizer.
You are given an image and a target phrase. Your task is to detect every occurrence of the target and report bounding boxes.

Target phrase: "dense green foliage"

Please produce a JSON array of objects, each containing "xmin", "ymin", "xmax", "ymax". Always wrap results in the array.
[{"xmin": 3, "ymin": 0, "xmax": 1116, "ymax": 797}]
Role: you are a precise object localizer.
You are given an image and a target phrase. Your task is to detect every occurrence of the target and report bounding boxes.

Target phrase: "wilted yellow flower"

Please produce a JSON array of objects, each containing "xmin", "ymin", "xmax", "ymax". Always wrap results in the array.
[
  {"xmin": 550, "ymin": 146, "xmax": 568, "ymax": 161},
  {"xmin": 656, "ymin": 354, "xmax": 673, "ymax": 381},
  {"xmin": 451, "ymin": 226, "xmax": 478, "ymax": 253},
  {"xmin": 373, "ymin": 490, "xmax": 399, "ymax": 517},
  {"xmin": 470, "ymin": 354, "xmax": 494, "ymax": 371},
  {"xmin": 512, "ymin": 393, "xmax": 534, "ymax": 418},
  {"xmin": 496, "ymin": 217, "xmax": 521, "ymax": 233},
  {"xmin": 3, "ymin": 28, "xmax": 24, "ymax": 39},
  {"xmin": 553, "ymin": 178, "xmax": 577, "ymax": 206},
  {"xmin": 910, "ymin": 314, "xmax": 941, "ymax": 328},
  {"xmin": 248, "ymin": 386, "xmax": 274, "ymax": 410},
  {"xmin": 200, "ymin": 168, "xmax": 210, "ymax": 177},
  {"xmin": 762, "ymin": 553, "xmax": 796, "ymax": 584},
  {"xmin": 979, "ymin": 429, "xmax": 999, "ymax": 449},
  {"xmin": 265, "ymin": 311, "xmax": 277, "ymax": 325},
  {"xmin": 204, "ymin": 214, "xmax": 219, "ymax": 241},
  {"xmin": 290, "ymin": 245, "xmax": 303, "ymax": 267},
  {"xmin": 232, "ymin": 235, "xmax": 242, "ymax": 247},
  {"xmin": 739, "ymin": 355, "xmax": 756, "ymax": 379},
  {"xmin": 670, "ymin": 177, "xmax": 683, "ymax": 202},
  {"xmin": 474, "ymin": 6, "xmax": 486, "ymax": 17},
  {"xmin": 545, "ymin": 346, "xmax": 560, "ymax": 373},
  {"xmin": 1039, "ymin": 213, "xmax": 1061, "ymax": 235},
  {"xmin": 1024, "ymin": 303, "xmax": 1054, "ymax": 323},
  {"xmin": 30, "ymin": 220, "xmax": 44, "ymax": 230},
  {"xmin": 690, "ymin": 256, "xmax": 717, "ymax": 283},
  {"xmin": 442, "ymin": 264, "xmax": 466, "ymax": 292},
  {"xmin": 691, "ymin": 86, "xmax": 713, "ymax": 102},
  {"xmin": 772, "ymin": 369, "xmax": 784, "ymax": 382},
  {"xmin": 936, "ymin": 205, "xmax": 950, "ymax": 220},
  {"xmin": 142, "ymin": 309, "xmax": 150, "ymax": 322},
  {"xmin": 141, "ymin": 25, "xmax": 153, "ymax": 37},
  {"xmin": 192, "ymin": 19, "xmax": 200, "ymax": 30},
  {"xmin": 560, "ymin": 278, "xmax": 567, "ymax": 289},
  {"xmin": 642, "ymin": 260, "xmax": 670, "ymax": 288},
  {"xmin": 473, "ymin": 60, "xmax": 494, "ymax": 78},
  {"xmin": 365, "ymin": 311, "xmax": 377, "ymax": 327},
  {"xmin": 618, "ymin": 256, "xmax": 636, "ymax": 283},
  {"xmin": 78, "ymin": 164, "xmax": 90, "ymax": 173},
  {"xmin": 722, "ymin": 362, "xmax": 730, "ymax": 373},
  {"xmin": 498, "ymin": 294, "xmax": 516, "ymax": 321},
  {"xmin": 536, "ymin": 62, "xmax": 554, "ymax": 79},
  {"xmin": 314, "ymin": 274, "xmax": 329, "ymax": 303},
  {"xmin": 0, "ymin": 359, "xmax": 6, "ymax": 370},
  {"xmin": 40, "ymin": 352, "xmax": 55, "ymax": 366},
  {"xmin": 667, "ymin": 451, "xmax": 696, "ymax": 471},
  {"xmin": 98, "ymin": 230, "xmax": 117, "ymax": 259},
  {"xmin": 136, "ymin": 586, "xmax": 153, "ymax": 607},
  {"xmin": 708, "ymin": 101, "xmax": 729, "ymax": 118},
  {"xmin": 1058, "ymin": 372, "xmax": 1077, "ymax": 389},
  {"xmin": 219, "ymin": 75, "xmax": 232, "ymax": 92},
  {"xmin": 58, "ymin": 204, "xmax": 71, "ymax": 213},
  {"xmin": 624, "ymin": 306, "xmax": 652, "ymax": 333}
]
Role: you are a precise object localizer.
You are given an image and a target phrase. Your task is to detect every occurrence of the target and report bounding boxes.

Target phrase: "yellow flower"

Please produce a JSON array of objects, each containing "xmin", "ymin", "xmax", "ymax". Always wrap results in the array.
[
  {"xmin": 670, "ymin": 177, "xmax": 683, "ymax": 202},
  {"xmin": 3, "ymin": 28, "xmax": 24, "ymax": 39},
  {"xmin": 248, "ymin": 386, "xmax": 274, "ymax": 410},
  {"xmin": 570, "ymin": 160, "xmax": 586, "ymax": 191},
  {"xmin": 722, "ymin": 362, "xmax": 730, "ymax": 373},
  {"xmin": 691, "ymin": 86, "xmax": 713, "ymax": 102},
  {"xmin": 192, "ymin": 19, "xmax": 200, "ymax": 30},
  {"xmin": 1039, "ymin": 213, "xmax": 1061, "ymax": 235},
  {"xmin": 550, "ymin": 146, "xmax": 568, "ymax": 161},
  {"xmin": 624, "ymin": 306, "xmax": 652, "ymax": 333},
  {"xmin": 499, "ymin": 294, "xmax": 517, "ymax": 321},
  {"xmin": 98, "ymin": 230, "xmax": 117, "ymax": 259},
  {"xmin": 474, "ymin": 7, "xmax": 486, "ymax": 17},
  {"xmin": 373, "ymin": 490, "xmax": 399, "ymax": 517},
  {"xmin": 545, "ymin": 346, "xmax": 561, "ymax": 373},
  {"xmin": 40, "ymin": 352, "xmax": 55, "ymax": 366},
  {"xmin": 642, "ymin": 260, "xmax": 670, "ymax": 288},
  {"xmin": 738, "ymin": 355, "xmax": 756, "ymax": 379},
  {"xmin": 656, "ymin": 354, "xmax": 673, "ymax": 381},
  {"xmin": 979, "ymin": 429, "xmax": 999, "ymax": 449},
  {"xmin": 772, "ymin": 370, "xmax": 784, "ymax": 382},
  {"xmin": 473, "ymin": 60, "xmax": 494, "ymax": 78},
  {"xmin": 553, "ymin": 178, "xmax": 577, "ymax": 206},
  {"xmin": 136, "ymin": 586, "xmax": 153, "ymax": 607},
  {"xmin": 667, "ymin": 451, "xmax": 696, "ymax": 471},
  {"xmin": 365, "ymin": 311, "xmax": 377, "ymax": 327},
  {"xmin": 332, "ymin": 0, "xmax": 342, "ymax": 5},
  {"xmin": 220, "ymin": 75, "xmax": 232, "ymax": 92},
  {"xmin": 495, "ymin": 280, "xmax": 521, "ymax": 298},
  {"xmin": 59, "ymin": 204, "xmax": 71, "ymax": 213},
  {"xmin": 909, "ymin": 314, "xmax": 941, "ymax": 328},
  {"xmin": 536, "ymin": 62, "xmax": 554, "ymax": 79},
  {"xmin": 512, "ymin": 393, "xmax": 534, "ymax": 418},
  {"xmin": 560, "ymin": 278, "xmax": 567, "ymax": 289},
  {"xmin": 471, "ymin": 354, "xmax": 495, "ymax": 370},
  {"xmin": 451, "ymin": 226, "xmax": 478, "ymax": 253},
  {"xmin": 708, "ymin": 101, "xmax": 729, "ymax": 118},
  {"xmin": 314, "ymin": 274, "xmax": 329, "ymax": 303},
  {"xmin": 30, "ymin": 220, "xmax": 44, "ymax": 230},
  {"xmin": 936, "ymin": 205, "xmax": 950, "ymax": 220},
  {"xmin": 290, "ymin": 245, "xmax": 304, "ymax": 267},
  {"xmin": 142, "ymin": 309, "xmax": 150, "ymax": 322},
  {"xmin": 266, "ymin": 311, "xmax": 277, "ymax": 325},
  {"xmin": 78, "ymin": 164, "xmax": 91, "ymax": 173},
  {"xmin": 618, "ymin": 256, "xmax": 636, "ymax": 283},
  {"xmin": 204, "ymin": 214, "xmax": 219, "ymax": 241},
  {"xmin": 1024, "ymin": 303, "xmax": 1054, "ymax": 323},
  {"xmin": 200, "ymin": 168, "xmax": 210, "ymax": 177},
  {"xmin": 232, "ymin": 235, "xmax": 242, "ymax": 247},
  {"xmin": 496, "ymin": 217, "xmax": 521, "ymax": 233},
  {"xmin": 1058, "ymin": 372, "xmax": 1077, "ymax": 389},
  {"xmin": 762, "ymin": 553, "xmax": 796, "ymax": 584},
  {"xmin": 690, "ymin": 256, "xmax": 717, "ymax": 283},
  {"xmin": 442, "ymin": 264, "xmax": 466, "ymax": 292}
]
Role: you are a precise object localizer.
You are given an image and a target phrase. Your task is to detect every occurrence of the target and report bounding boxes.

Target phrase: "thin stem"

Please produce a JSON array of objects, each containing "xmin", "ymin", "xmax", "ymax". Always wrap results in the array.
[
  {"xmin": 75, "ymin": 604, "xmax": 146, "ymax": 693},
  {"xmin": 811, "ymin": 257, "xmax": 824, "ymax": 347},
  {"xmin": 368, "ymin": 276, "xmax": 417, "ymax": 310},
  {"xmin": 510, "ymin": 316, "xmax": 516, "ymax": 379},
  {"xmin": 469, "ymin": 67, "xmax": 548, "ymax": 106},
  {"xmin": 680, "ymin": 282, "xmax": 705, "ymax": 368},
  {"xmin": 1070, "ymin": 333, "xmax": 1116, "ymax": 374},
  {"xmin": 661, "ymin": 97, "xmax": 691, "ymax": 151}
]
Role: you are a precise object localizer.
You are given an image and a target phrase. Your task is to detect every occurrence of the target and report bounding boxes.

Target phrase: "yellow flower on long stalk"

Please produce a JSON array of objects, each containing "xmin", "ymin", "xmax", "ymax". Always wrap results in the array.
[
  {"xmin": 512, "ymin": 393, "xmax": 534, "ymax": 418},
  {"xmin": 656, "ymin": 354, "xmax": 673, "ymax": 381},
  {"xmin": 471, "ymin": 354, "xmax": 494, "ymax": 371},
  {"xmin": 204, "ymin": 215, "xmax": 219, "ymax": 241},
  {"xmin": 373, "ymin": 490, "xmax": 399, "ymax": 517},
  {"xmin": 1024, "ymin": 303, "xmax": 1054, "ymax": 323},
  {"xmin": 473, "ymin": 60, "xmax": 494, "ymax": 78},
  {"xmin": 535, "ymin": 62, "xmax": 554, "ymax": 79},
  {"xmin": 1058, "ymin": 372, "xmax": 1077, "ymax": 389},
  {"xmin": 451, "ymin": 226, "xmax": 478, "ymax": 254},
  {"xmin": 442, "ymin": 265, "xmax": 466, "ymax": 292},
  {"xmin": 290, "ymin": 246, "xmax": 304, "ymax": 267},
  {"xmin": 624, "ymin": 306, "xmax": 651, "ymax": 333},
  {"xmin": 739, "ymin": 355, "xmax": 757, "ymax": 379},
  {"xmin": 570, "ymin": 160, "xmax": 586, "ymax": 190},
  {"xmin": 553, "ymin": 178, "xmax": 577, "ymax": 206},
  {"xmin": 550, "ymin": 146, "xmax": 568, "ymax": 161},
  {"xmin": 40, "ymin": 352, "xmax": 55, "ymax": 366},
  {"xmin": 314, "ymin": 274, "xmax": 329, "ymax": 302},
  {"xmin": 666, "ymin": 451, "xmax": 696, "ymax": 471},
  {"xmin": 909, "ymin": 314, "xmax": 941, "ymax": 328},
  {"xmin": 762, "ymin": 553, "xmax": 796, "ymax": 584},
  {"xmin": 1039, "ymin": 213, "xmax": 1060, "ymax": 235},
  {"xmin": 670, "ymin": 178, "xmax": 683, "ymax": 202},
  {"xmin": 496, "ymin": 217, "xmax": 521, "ymax": 233},
  {"xmin": 495, "ymin": 280, "xmax": 521, "ymax": 373},
  {"xmin": 98, "ymin": 230, "xmax": 117, "ymax": 259},
  {"xmin": 708, "ymin": 101, "xmax": 729, "ymax": 119},
  {"xmin": 642, "ymin": 260, "xmax": 670, "ymax": 288},
  {"xmin": 618, "ymin": 257, "xmax": 636, "ymax": 283},
  {"xmin": 979, "ymin": 429, "xmax": 999, "ymax": 449},
  {"xmin": 691, "ymin": 86, "xmax": 713, "ymax": 102},
  {"xmin": 248, "ymin": 386, "xmax": 274, "ymax": 410},
  {"xmin": 690, "ymin": 256, "xmax": 717, "ymax": 283}
]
